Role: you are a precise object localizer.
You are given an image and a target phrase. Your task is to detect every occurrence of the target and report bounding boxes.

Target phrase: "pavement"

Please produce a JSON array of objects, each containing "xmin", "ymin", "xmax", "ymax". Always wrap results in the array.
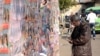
[
  {"xmin": 59, "ymin": 28, "xmax": 100, "ymax": 56},
  {"xmin": 0, "ymin": 28, "xmax": 100, "ymax": 56}
]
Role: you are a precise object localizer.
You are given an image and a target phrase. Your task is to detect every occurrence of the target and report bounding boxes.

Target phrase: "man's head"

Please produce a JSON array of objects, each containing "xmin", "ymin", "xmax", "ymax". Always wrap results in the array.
[
  {"xmin": 42, "ymin": 0, "xmax": 47, "ymax": 5},
  {"xmin": 70, "ymin": 15, "xmax": 81, "ymax": 27},
  {"xmin": 89, "ymin": 9, "xmax": 93, "ymax": 13}
]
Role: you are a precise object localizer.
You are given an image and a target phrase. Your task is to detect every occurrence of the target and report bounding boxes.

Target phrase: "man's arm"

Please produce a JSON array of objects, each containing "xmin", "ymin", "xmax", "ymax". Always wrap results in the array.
[
  {"xmin": 94, "ymin": 14, "xmax": 97, "ymax": 20},
  {"xmin": 71, "ymin": 25, "xmax": 90, "ymax": 45},
  {"xmin": 86, "ymin": 14, "xmax": 90, "ymax": 22}
]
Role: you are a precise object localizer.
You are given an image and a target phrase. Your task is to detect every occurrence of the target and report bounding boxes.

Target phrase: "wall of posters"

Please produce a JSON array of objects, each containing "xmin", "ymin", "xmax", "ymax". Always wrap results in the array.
[
  {"xmin": 0, "ymin": 0, "xmax": 3, "ymax": 24},
  {"xmin": 4, "ymin": 0, "xmax": 60, "ymax": 56}
]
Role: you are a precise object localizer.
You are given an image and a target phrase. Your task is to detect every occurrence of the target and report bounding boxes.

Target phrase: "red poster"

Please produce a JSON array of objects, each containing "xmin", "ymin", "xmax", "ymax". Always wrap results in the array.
[{"xmin": 4, "ymin": 0, "xmax": 11, "ymax": 4}]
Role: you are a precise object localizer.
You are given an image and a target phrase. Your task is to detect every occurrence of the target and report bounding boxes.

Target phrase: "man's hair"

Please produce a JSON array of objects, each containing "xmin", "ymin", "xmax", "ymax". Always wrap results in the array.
[
  {"xmin": 70, "ymin": 15, "xmax": 80, "ymax": 22},
  {"xmin": 43, "ymin": 0, "xmax": 47, "ymax": 5},
  {"xmin": 89, "ymin": 9, "xmax": 93, "ymax": 12}
]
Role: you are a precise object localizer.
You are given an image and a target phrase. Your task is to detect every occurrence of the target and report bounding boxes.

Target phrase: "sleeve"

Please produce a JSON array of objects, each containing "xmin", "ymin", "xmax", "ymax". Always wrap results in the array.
[{"xmin": 72, "ymin": 25, "xmax": 90, "ymax": 45}]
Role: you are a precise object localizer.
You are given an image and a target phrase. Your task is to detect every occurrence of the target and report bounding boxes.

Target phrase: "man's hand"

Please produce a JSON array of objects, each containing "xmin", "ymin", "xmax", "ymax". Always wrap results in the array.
[
  {"xmin": 68, "ymin": 40, "xmax": 73, "ymax": 44},
  {"xmin": 66, "ymin": 37, "xmax": 73, "ymax": 44}
]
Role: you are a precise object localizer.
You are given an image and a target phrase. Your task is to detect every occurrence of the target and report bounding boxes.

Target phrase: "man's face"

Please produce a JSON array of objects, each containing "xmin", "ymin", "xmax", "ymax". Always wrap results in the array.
[
  {"xmin": 71, "ymin": 21, "xmax": 80, "ymax": 27},
  {"xmin": 42, "ymin": 0, "xmax": 47, "ymax": 5},
  {"xmin": 71, "ymin": 21, "xmax": 76, "ymax": 26}
]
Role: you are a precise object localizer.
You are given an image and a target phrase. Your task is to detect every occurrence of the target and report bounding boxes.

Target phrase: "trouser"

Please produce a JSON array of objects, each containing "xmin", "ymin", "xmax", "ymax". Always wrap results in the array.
[
  {"xmin": 0, "ymin": 29, "xmax": 8, "ymax": 47},
  {"xmin": 90, "ymin": 23, "xmax": 96, "ymax": 37}
]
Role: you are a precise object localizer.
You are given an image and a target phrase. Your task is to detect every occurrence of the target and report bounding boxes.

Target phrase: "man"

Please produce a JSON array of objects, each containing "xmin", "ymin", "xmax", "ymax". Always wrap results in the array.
[
  {"xmin": 68, "ymin": 15, "xmax": 92, "ymax": 56},
  {"xmin": 80, "ymin": 9, "xmax": 87, "ymax": 22},
  {"xmin": 87, "ymin": 9, "xmax": 97, "ymax": 39}
]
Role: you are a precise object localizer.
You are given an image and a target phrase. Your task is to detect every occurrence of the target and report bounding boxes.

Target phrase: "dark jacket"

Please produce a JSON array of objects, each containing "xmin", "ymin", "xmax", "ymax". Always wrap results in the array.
[{"xmin": 71, "ymin": 22, "xmax": 92, "ymax": 56}]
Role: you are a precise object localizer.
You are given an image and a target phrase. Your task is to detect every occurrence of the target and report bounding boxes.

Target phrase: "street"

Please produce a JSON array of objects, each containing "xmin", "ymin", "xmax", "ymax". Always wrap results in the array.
[
  {"xmin": 60, "ymin": 28, "xmax": 100, "ymax": 56},
  {"xmin": 92, "ymin": 34, "xmax": 100, "ymax": 56}
]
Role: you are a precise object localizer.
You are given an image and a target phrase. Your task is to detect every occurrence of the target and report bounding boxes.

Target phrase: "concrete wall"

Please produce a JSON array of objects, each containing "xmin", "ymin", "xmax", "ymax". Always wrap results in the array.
[
  {"xmin": 76, "ymin": 0, "xmax": 94, "ymax": 3},
  {"xmin": 95, "ymin": 0, "xmax": 100, "ymax": 6},
  {"xmin": 95, "ymin": 0, "xmax": 100, "ymax": 3}
]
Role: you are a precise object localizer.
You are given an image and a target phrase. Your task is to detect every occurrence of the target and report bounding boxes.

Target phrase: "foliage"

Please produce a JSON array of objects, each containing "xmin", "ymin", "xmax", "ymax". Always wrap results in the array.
[{"xmin": 59, "ymin": 0, "xmax": 77, "ymax": 10}]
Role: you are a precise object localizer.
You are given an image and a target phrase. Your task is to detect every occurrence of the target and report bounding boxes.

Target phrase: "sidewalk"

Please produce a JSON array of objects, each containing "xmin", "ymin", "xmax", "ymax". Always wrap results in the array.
[
  {"xmin": 59, "ymin": 28, "xmax": 72, "ymax": 56},
  {"xmin": 59, "ymin": 35, "xmax": 72, "ymax": 56},
  {"xmin": 59, "ymin": 28, "xmax": 100, "ymax": 56}
]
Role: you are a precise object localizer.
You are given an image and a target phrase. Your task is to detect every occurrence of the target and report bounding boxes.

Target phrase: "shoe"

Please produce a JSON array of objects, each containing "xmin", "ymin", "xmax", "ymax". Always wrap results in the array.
[
  {"xmin": 93, "ymin": 37, "xmax": 95, "ymax": 40},
  {"xmin": 0, "ymin": 45, "xmax": 3, "ymax": 48},
  {"xmin": 3, "ymin": 44, "xmax": 7, "ymax": 48},
  {"xmin": 40, "ymin": 53, "xmax": 47, "ymax": 56}
]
